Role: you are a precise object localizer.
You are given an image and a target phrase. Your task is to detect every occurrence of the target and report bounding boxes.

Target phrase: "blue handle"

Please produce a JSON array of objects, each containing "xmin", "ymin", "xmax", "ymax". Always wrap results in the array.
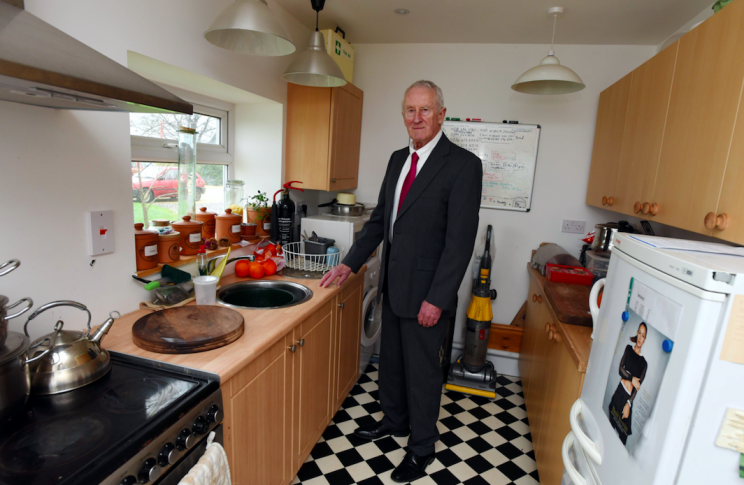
[
  {"xmin": 621, "ymin": 311, "xmax": 629, "ymax": 322},
  {"xmin": 663, "ymin": 340, "xmax": 674, "ymax": 352}
]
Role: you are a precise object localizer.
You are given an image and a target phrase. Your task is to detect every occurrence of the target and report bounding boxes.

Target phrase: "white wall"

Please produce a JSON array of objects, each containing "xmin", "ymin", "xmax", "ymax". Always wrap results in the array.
[
  {"xmin": 0, "ymin": 0, "xmax": 310, "ymax": 340},
  {"xmin": 349, "ymin": 43, "xmax": 663, "ymax": 344}
]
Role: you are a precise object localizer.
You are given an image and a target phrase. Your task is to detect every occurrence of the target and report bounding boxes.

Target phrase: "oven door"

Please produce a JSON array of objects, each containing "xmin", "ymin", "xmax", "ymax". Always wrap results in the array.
[{"xmin": 157, "ymin": 425, "xmax": 225, "ymax": 485}]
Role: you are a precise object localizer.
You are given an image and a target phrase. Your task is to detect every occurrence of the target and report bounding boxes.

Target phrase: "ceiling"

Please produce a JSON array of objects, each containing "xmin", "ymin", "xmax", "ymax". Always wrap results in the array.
[{"xmin": 273, "ymin": 0, "xmax": 713, "ymax": 46}]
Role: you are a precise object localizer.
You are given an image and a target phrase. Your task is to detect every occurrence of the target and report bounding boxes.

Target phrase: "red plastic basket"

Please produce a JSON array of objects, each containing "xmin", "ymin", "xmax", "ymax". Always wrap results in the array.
[{"xmin": 545, "ymin": 264, "xmax": 594, "ymax": 285}]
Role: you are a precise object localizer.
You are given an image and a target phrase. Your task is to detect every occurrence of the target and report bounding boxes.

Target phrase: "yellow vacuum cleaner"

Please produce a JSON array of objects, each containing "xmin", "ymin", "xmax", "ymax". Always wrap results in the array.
[{"xmin": 446, "ymin": 225, "xmax": 498, "ymax": 398}]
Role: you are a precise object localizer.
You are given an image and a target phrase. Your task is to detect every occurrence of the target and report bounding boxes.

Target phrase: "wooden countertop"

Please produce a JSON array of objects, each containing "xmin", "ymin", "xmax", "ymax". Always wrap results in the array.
[
  {"xmin": 528, "ymin": 264, "xmax": 593, "ymax": 372},
  {"xmin": 105, "ymin": 268, "xmax": 365, "ymax": 383}
]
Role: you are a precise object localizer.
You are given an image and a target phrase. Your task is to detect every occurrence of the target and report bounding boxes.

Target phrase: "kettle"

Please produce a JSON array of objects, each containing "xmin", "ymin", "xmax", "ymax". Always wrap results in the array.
[{"xmin": 23, "ymin": 300, "xmax": 120, "ymax": 395}]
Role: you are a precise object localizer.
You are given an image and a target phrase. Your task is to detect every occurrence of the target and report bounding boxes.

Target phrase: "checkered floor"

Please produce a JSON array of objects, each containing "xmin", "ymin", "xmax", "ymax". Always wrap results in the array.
[{"xmin": 291, "ymin": 363, "xmax": 539, "ymax": 485}]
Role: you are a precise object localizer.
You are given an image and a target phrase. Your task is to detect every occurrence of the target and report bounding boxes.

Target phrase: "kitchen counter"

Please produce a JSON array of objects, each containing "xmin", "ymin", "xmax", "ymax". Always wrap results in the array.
[
  {"xmin": 528, "ymin": 264, "xmax": 592, "ymax": 371},
  {"xmin": 105, "ymin": 268, "xmax": 365, "ymax": 383}
]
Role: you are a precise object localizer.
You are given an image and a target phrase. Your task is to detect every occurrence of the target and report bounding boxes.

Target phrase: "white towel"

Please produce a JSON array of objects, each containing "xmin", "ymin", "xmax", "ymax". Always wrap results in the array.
[{"xmin": 178, "ymin": 431, "xmax": 232, "ymax": 485}]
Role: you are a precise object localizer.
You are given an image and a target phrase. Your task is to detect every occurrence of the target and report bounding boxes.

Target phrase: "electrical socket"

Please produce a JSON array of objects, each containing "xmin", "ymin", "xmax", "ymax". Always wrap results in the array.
[{"xmin": 562, "ymin": 219, "xmax": 586, "ymax": 234}]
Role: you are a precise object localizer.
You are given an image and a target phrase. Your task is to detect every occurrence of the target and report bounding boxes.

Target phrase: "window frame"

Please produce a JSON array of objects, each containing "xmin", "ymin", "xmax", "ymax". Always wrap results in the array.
[{"xmin": 130, "ymin": 101, "xmax": 233, "ymax": 165}]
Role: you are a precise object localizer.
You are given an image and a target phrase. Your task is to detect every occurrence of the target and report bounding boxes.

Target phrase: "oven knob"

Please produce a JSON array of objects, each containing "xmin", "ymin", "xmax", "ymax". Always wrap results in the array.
[
  {"xmin": 119, "ymin": 476, "xmax": 137, "ymax": 485},
  {"xmin": 206, "ymin": 404, "xmax": 222, "ymax": 424},
  {"xmin": 158, "ymin": 442, "xmax": 180, "ymax": 467},
  {"xmin": 137, "ymin": 458, "xmax": 161, "ymax": 483},
  {"xmin": 176, "ymin": 428, "xmax": 196, "ymax": 451},
  {"xmin": 192, "ymin": 415, "xmax": 209, "ymax": 435}
]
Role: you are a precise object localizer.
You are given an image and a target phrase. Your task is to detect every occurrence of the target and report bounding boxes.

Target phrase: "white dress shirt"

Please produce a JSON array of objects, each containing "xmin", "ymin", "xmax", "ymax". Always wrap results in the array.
[{"xmin": 390, "ymin": 129, "xmax": 444, "ymax": 241}]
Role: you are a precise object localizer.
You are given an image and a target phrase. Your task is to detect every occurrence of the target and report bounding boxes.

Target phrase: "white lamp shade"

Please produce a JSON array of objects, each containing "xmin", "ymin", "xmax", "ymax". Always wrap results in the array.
[
  {"xmin": 282, "ymin": 31, "xmax": 347, "ymax": 87},
  {"xmin": 204, "ymin": 0, "xmax": 295, "ymax": 57},
  {"xmin": 512, "ymin": 54, "xmax": 585, "ymax": 95}
]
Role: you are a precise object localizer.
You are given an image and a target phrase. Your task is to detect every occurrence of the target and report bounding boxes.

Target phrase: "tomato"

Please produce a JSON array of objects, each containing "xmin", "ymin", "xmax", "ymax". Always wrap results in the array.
[
  {"xmin": 265, "ymin": 243, "xmax": 276, "ymax": 255},
  {"xmin": 262, "ymin": 259, "xmax": 277, "ymax": 276},
  {"xmin": 235, "ymin": 260, "xmax": 251, "ymax": 278},
  {"xmin": 249, "ymin": 262, "xmax": 265, "ymax": 279},
  {"xmin": 254, "ymin": 252, "xmax": 265, "ymax": 262}
]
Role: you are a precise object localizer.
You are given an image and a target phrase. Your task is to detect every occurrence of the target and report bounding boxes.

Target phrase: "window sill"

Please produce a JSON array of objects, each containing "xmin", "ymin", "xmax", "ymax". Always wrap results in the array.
[{"xmin": 135, "ymin": 243, "xmax": 243, "ymax": 278}]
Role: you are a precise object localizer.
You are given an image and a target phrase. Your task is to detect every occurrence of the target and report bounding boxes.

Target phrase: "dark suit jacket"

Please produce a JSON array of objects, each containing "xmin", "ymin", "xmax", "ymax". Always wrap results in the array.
[{"xmin": 343, "ymin": 132, "xmax": 482, "ymax": 319}]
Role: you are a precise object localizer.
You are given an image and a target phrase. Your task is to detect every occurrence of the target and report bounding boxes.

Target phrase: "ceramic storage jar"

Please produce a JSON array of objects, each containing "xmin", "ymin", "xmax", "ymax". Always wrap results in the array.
[
  {"xmin": 157, "ymin": 232, "xmax": 181, "ymax": 264},
  {"xmin": 134, "ymin": 224, "xmax": 159, "ymax": 271},
  {"xmin": 171, "ymin": 216, "xmax": 203, "ymax": 256},
  {"xmin": 215, "ymin": 209, "xmax": 242, "ymax": 244},
  {"xmin": 195, "ymin": 207, "xmax": 216, "ymax": 239}
]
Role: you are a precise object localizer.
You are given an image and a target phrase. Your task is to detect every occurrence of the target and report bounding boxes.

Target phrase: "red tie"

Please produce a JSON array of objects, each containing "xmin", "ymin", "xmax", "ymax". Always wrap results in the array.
[{"xmin": 397, "ymin": 152, "xmax": 419, "ymax": 215}]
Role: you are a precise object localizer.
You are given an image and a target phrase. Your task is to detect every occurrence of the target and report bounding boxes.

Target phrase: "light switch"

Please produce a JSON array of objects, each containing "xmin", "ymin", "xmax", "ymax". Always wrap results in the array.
[{"xmin": 86, "ymin": 211, "xmax": 114, "ymax": 256}]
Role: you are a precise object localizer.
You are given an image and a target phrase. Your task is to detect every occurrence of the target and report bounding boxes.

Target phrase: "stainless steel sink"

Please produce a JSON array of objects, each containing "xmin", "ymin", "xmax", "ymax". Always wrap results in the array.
[{"xmin": 216, "ymin": 281, "xmax": 313, "ymax": 310}]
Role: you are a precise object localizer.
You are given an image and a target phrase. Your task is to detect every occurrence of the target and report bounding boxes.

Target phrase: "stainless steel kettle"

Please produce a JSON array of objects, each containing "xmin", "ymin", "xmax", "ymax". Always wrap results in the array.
[{"xmin": 23, "ymin": 300, "xmax": 120, "ymax": 395}]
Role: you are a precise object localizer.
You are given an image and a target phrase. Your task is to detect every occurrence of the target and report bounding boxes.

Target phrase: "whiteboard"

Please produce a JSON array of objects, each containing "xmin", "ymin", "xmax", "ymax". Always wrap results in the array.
[{"xmin": 442, "ymin": 121, "xmax": 541, "ymax": 211}]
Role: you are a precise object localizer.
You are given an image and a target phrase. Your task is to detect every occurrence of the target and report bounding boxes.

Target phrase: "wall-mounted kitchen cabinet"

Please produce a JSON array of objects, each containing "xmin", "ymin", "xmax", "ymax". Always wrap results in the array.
[
  {"xmin": 586, "ymin": 0, "xmax": 744, "ymax": 242},
  {"xmin": 285, "ymin": 82, "xmax": 364, "ymax": 191}
]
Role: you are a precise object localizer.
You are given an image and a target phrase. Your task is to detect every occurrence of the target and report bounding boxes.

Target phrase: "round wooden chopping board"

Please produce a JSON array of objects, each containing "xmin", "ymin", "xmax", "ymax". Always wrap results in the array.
[{"xmin": 132, "ymin": 306, "xmax": 244, "ymax": 354}]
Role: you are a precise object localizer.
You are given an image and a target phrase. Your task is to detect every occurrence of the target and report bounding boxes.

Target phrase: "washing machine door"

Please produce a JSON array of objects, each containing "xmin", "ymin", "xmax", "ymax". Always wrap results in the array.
[{"xmin": 361, "ymin": 287, "xmax": 382, "ymax": 347}]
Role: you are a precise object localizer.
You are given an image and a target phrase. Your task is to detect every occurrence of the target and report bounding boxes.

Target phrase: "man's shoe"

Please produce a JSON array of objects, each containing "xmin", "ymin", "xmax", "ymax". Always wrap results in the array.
[
  {"xmin": 353, "ymin": 422, "xmax": 410, "ymax": 441},
  {"xmin": 391, "ymin": 450, "xmax": 435, "ymax": 483}
]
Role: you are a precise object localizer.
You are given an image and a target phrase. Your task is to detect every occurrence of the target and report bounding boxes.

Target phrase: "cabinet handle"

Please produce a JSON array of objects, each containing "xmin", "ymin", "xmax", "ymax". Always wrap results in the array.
[
  {"xmin": 705, "ymin": 212, "xmax": 729, "ymax": 231},
  {"xmin": 332, "ymin": 178, "xmax": 337, "ymax": 183},
  {"xmin": 537, "ymin": 295, "xmax": 542, "ymax": 304},
  {"xmin": 338, "ymin": 303, "xmax": 345, "ymax": 309},
  {"xmin": 532, "ymin": 293, "xmax": 537, "ymax": 302},
  {"xmin": 548, "ymin": 330, "xmax": 554, "ymax": 341},
  {"xmin": 288, "ymin": 345, "xmax": 297, "ymax": 353},
  {"xmin": 607, "ymin": 196, "xmax": 614, "ymax": 207},
  {"xmin": 545, "ymin": 322, "xmax": 551, "ymax": 334},
  {"xmin": 297, "ymin": 339, "xmax": 305, "ymax": 347},
  {"xmin": 642, "ymin": 202, "xmax": 650, "ymax": 215},
  {"xmin": 633, "ymin": 201, "xmax": 642, "ymax": 214},
  {"xmin": 601, "ymin": 196, "xmax": 608, "ymax": 206},
  {"xmin": 553, "ymin": 331, "xmax": 563, "ymax": 343},
  {"xmin": 649, "ymin": 203, "xmax": 659, "ymax": 216}
]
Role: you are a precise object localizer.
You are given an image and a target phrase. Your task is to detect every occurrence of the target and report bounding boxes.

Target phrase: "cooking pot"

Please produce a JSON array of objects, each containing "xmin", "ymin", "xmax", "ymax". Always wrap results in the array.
[
  {"xmin": 318, "ymin": 199, "xmax": 366, "ymax": 216},
  {"xmin": 0, "ymin": 331, "xmax": 50, "ymax": 418},
  {"xmin": 0, "ymin": 259, "xmax": 33, "ymax": 347},
  {"xmin": 592, "ymin": 223, "xmax": 619, "ymax": 255},
  {"xmin": 23, "ymin": 300, "xmax": 120, "ymax": 395}
]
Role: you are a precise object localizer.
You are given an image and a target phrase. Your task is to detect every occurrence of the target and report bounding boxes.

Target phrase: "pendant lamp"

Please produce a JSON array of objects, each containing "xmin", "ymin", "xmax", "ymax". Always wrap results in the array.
[
  {"xmin": 512, "ymin": 7, "xmax": 585, "ymax": 95},
  {"xmin": 282, "ymin": 0, "xmax": 347, "ymax": 87},
  {"xmin": 204, "ymin": 0, "xmax": 295, "ymax": 57}
]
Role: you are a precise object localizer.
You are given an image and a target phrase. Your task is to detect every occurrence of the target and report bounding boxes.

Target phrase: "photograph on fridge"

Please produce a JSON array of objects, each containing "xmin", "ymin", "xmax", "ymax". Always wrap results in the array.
[{"xmin": 602, "ymin": 278, "xmax": 678, "ymax": 455}]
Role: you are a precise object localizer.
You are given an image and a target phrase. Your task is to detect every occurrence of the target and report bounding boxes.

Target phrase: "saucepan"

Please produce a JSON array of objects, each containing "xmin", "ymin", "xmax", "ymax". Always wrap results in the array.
[
  {"xmin": 0, "ymin": 332, "xmax": 50, "ymax": 418},
  {"xmin": 0, "ymin": 259, "xmax": 34, "ymax": 347},
  {"xmin": 318, "ymin": 199, "xmax": 366, "ymax": 216}
]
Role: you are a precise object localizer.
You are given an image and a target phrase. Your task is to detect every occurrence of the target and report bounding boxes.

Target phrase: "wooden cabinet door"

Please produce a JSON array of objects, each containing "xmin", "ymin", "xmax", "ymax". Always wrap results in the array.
[
  {"xmin": 613, "ymin": 42, "xmax": 678, "ymax": 216},
  {"xmin": 534, "ymin": 334, "xmax": 585, "ymax": 485},
  {"xmin": 329, "ymin": 83, "xmax": 363, "ymax": 191},
  {"xmin": 714, "ymin": 96, "xmax": 744, "ymax": 242},
  {"xmin": 519, "ymin": 279, "xmax": 543, "ymax": 399},
  {"xmin": 285, "ymin": 84, "xmax": 333, "ymax": 190},
  {"xmin": 334, "ymin": 277, "xmax": 363, "ymax": 411},
  {"xmin": 652, "ymin": 1, "xmax": 744, "ymax": 234},
  {"xmin": 292, "ymin": 301, "xmax": 334, "ymax": 472},
  {"xmin": 586, "ymin": 73, "xmax": 633, "ymax": 209},
  {"xmin": 525, "ymin": 307, "xmax": 555, "ymax": 456},
  {"xmin": 227, "ymin": 336, "xmax": 291, "ymax": 485}
]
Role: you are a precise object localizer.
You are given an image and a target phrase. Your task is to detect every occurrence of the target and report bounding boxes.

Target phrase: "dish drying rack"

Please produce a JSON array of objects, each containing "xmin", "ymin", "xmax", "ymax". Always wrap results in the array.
[{"xmin": 282, "ymin": 242, "xmax": 343, "ymax": 279}]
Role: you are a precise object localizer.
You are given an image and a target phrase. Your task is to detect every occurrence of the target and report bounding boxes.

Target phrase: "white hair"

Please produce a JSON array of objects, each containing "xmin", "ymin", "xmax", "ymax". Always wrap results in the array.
[{"xmin": 402, "ymin": 80, "xmax": 445, "ymax": 112}]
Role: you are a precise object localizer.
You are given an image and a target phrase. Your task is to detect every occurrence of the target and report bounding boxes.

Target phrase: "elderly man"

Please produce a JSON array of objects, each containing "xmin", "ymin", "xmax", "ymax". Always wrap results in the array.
[{"xmin": 320, "ymin": 80, "xmax": 482, "ymax": 482}]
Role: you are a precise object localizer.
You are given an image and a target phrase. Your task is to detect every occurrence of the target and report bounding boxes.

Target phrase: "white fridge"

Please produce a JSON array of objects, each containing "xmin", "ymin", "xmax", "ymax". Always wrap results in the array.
[{"xmin": 562, "ymin": 234, "xmax": 744, "ymax": 485}]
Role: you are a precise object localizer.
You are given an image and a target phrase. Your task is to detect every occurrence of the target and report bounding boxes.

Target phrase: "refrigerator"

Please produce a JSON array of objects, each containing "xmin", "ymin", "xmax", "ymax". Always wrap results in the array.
[{"xmin": 562, "ymin": 234, "xmax": 744, "ymax": 485}]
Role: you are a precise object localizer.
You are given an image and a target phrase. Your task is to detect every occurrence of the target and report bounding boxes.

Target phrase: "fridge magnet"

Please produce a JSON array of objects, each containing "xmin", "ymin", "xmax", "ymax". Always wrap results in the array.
[{"xmin": 602, "ymin": 277, "xmax": 680, "ymax": 455}]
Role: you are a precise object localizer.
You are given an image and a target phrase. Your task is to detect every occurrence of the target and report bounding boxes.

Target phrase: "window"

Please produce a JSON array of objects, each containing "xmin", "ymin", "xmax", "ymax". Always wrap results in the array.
[{"xmin": 132, "ymin": 161, "xmax": 229, "ymax": 227}]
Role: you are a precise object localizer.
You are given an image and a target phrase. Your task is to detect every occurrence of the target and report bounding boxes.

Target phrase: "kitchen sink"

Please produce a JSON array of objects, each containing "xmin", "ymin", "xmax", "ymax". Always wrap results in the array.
[{"xmin": 216, "ymin": 281, "xmax": 313, "ymax": 310}]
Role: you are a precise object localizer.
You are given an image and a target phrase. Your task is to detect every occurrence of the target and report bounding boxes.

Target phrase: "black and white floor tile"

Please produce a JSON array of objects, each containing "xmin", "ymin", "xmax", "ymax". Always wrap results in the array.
[{"xmin": 291, "ymin": 363, "xmax": 539, "ymax": 485}]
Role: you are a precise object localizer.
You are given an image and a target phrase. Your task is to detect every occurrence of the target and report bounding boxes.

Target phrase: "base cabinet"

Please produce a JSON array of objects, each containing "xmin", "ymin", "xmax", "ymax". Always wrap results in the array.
[
  {"xmin": 519, "ymin": 269, "xmax": 586, "ymax": 485},
  {"xmin": 222, "ymin": 273, "xmax": 365, "ymax": 485}
]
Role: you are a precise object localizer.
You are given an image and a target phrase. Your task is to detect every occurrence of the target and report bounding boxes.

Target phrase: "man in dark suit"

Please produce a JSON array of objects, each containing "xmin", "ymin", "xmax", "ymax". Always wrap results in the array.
[{"xmin": 320, "ymin": 80, "xmax": 482, "ymax": 482}]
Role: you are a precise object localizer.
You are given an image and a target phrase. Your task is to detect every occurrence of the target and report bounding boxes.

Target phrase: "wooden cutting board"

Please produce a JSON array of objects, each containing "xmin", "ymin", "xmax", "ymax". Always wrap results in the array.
[
  {"xmin": 132, "ymin": 306, "xmax": 244, "ymax": 354},
  {"xmin": 543, "ymin": 280, "xmax": 593, "ymax": 327}
]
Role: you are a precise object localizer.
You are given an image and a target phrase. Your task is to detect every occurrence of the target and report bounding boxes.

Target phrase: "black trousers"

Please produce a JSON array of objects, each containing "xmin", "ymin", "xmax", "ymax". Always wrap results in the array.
[{"xmin": 378, "ymin": 294, "xmax": 448, "ymax": 456}]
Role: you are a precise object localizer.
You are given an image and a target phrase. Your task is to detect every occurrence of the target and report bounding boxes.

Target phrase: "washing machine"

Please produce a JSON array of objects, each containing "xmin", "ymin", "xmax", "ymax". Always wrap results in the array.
[{"xmin": 359, "ymin": 251, "xmax": 383, "ymax": 377}]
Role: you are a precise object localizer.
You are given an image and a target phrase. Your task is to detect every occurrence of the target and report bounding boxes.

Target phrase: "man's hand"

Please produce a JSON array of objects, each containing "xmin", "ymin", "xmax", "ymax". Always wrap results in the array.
[
  {"xmin": 622, "ymin": 402, "xmax": 630, "ymax": 419},
  {"xmin": 319, "ymin": 264, "xmax": 352, "ymax": 288},
  {"xmin": 418, "ymin": 301, "xmax": 442, "ymax": 327}
]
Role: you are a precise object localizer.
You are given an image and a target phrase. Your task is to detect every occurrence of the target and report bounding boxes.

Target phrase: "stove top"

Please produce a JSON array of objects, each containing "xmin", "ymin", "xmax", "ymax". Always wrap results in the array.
[{"xmin": 0, "ymin": 352, "xmax": 219, "ymax": 485}]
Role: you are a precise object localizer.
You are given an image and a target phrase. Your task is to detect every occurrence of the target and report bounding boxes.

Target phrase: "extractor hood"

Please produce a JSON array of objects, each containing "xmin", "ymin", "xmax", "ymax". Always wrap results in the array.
[{"xmin": 0, "ymin": 2, "xmax": 193, "ymax": 114}]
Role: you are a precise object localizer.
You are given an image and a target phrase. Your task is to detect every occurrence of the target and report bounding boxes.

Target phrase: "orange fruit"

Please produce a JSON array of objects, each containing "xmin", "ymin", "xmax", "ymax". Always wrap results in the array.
[
  {"xmin": 249, "ymin": 262, "xmax": 265, "ymax": 279},
  {"xmin": 262, "ymin": 259, "xmax": 277, "ymax": 276},
  {"xmin": 235, "ymin": 260, "xmax": 251, "ymax": 278}
]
